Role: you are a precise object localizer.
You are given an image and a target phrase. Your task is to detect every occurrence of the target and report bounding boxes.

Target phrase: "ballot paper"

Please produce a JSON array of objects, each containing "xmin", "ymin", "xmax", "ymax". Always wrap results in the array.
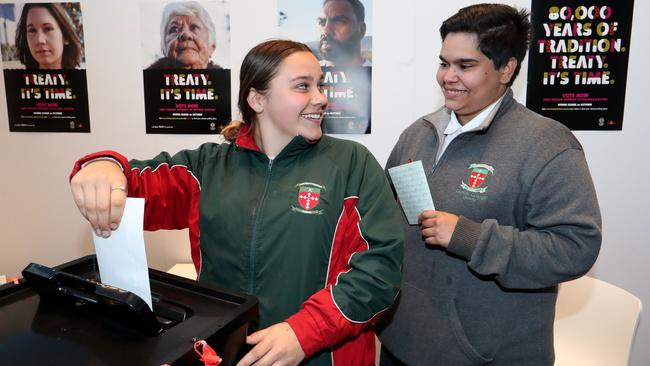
[
  {"xmin": 388, "ymin": 160, "xmax": 435, "ymax": 225},
  {"xmin": 92, "ymin": 197, "xmax": 152, "ymax": 309}
]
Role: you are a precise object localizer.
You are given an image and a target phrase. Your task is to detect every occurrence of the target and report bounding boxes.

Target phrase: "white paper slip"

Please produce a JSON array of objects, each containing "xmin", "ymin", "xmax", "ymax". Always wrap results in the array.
[
  {"xmin": 388, "ymin": 160, "xmax": 435, "ymax": 225},
  {"xmin": 92, "ymin": 197, "xmax": 152, "ymax": 309}
]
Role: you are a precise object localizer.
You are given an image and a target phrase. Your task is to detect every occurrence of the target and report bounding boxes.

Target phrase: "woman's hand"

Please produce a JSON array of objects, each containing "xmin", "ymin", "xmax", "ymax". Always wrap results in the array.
[
  {"xmin": 70, "ymin": 160, "xmax": 127, "ymax": 238},
  {"xmin": 236, "ymin": 322, "xmax": 305, "ymax": 366}
]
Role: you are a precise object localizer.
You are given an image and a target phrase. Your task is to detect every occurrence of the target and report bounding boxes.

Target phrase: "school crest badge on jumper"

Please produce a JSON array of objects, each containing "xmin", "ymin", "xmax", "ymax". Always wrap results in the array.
[
  {"xmin": 460, "ymin": 163, "xmax": 494, "ymax": 194},
  {"xmin": 292, "ymin": 182, "xmax": 326, "ymax": 215}
]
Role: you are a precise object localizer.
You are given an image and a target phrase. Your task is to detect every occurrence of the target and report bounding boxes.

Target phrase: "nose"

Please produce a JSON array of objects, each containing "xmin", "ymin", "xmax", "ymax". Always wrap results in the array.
[
  {"xmin": 312, "ymin": 88, "xmax": 328, "ymax": 108},
  {"xmin": 178, "ymin": 24, "xmax": 193, "ymax": 41},
  {"xmin": 36, "ymin": 30, "xmax": 46, "ymax": 44},
  {"xmin": 442, "ymin": 66, "xmax": 459, "ymax": 83},
  {"xmin": 321, "ymin": 19, "xmax": 334, "ymax": 35}
]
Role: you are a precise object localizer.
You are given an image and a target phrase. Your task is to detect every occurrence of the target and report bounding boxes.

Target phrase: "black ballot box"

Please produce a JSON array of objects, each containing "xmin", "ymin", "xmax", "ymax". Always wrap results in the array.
[{"xmin": 0, "ymin": 255, "xmax": 258, "ymax": 366}]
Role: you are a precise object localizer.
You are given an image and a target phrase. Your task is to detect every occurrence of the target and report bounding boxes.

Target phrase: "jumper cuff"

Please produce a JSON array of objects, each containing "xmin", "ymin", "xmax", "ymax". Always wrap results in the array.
[{"xmin": 447, "ymin": 216, "xmax": 482, "ymax": 261}]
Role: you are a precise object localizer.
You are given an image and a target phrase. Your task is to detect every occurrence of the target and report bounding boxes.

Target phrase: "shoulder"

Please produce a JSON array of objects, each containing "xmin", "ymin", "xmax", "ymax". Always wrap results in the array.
[
  {"xmin": 207, "ymin": 61, "xmax": 222, "ymax": 70},
  {"xmin": 147, "ymin": 57, "xmax": 185, "ymax": 69},
  {"xmin": 318, "ymin": 135, "xmax": 371, "ymax": 158},
  {"xmin": 178, "ymin": 141, "xmax": 229, "ymax": 163},
  {"xmin": 392, "ymin": 108, "xmax": 444, "ymax": 151},
  {"xmin": 495, "ymin": 101, "xmax": 583, "ymax": 152},
  {"xmin": 316, "ymin": 136, "xmax": 384, "ymax": 174}
]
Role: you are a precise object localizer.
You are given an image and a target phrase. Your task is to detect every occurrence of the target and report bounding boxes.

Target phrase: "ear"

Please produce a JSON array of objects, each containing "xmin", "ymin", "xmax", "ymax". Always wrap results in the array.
[
  {"xmin": 499, "ymin": 57, "xmax": 518, "ymax": 85},
  {"xmin": 358, "ymin": 22, "xmax": 366, "ymax": 39},
  {"xmin": 246, "ymin": 88, "xmax": 266, "ymax": 114}
]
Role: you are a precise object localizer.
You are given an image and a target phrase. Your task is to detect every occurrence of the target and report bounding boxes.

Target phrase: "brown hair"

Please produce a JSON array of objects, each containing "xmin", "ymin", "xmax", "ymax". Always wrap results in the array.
[
  {"xmin": 221, "ymin": 39, "xmax": 313, "ymax": 142},
  {"xmin": 15, "ymin": 3, "xmax": 83, "ymax": 69}
]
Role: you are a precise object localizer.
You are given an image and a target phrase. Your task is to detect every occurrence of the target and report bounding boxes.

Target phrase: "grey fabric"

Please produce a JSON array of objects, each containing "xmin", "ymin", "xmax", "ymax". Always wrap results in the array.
[{"xmin": 378, "ymin": 90, "xmax": 602, "ymax": 365}]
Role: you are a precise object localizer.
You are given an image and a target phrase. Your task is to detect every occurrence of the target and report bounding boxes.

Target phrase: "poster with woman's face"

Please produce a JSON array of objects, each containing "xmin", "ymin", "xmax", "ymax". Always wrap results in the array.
[
  {"xmin": 279, "ymin": 0, "xmax": 373, "ymax": 134},
  {"xmin": 141, "ymin": 0, "xmax": 231, "ymax": 134},
  {"xmin": 0, "ymin": 2, "xmax": 90, "ymax": 132}
]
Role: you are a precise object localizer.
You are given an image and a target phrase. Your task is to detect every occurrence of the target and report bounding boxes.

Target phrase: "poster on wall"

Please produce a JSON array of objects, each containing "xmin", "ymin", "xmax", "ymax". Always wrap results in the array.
[
  {"xmin": 526, "ymin": 1, "xmax": 634, "ymax": 130},
  {"xmin": 0, "ymin": 2, "xmax": 90, "ymax": 133},
  {"xmin": 141, "ymin": 0, "xmax": 231, "ymax": 134},
  {"xmin": 278, "ymin": 0, "xmax": 372, "ymax": 134}
]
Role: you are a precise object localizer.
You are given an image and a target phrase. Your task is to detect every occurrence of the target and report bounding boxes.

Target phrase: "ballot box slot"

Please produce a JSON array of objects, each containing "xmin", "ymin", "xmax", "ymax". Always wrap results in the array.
[
  {"xmin": 152, "ymin": 291, "xmax": 191, "ymax": 324},
  {"xmin": 21, "ymin": 262, "xmax": 194, "ymax": 336}
]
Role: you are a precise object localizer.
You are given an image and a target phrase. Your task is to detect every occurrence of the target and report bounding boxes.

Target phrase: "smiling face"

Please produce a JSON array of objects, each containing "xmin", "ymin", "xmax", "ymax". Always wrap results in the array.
[
  {"xmin": 254, "ymin": 51, "xmax": 328, "ymax": 143},
  {"xmin": 26, "ymin": 7, "xmax": 65, "ymax": 69},
  {"xmin": 436, "ymin": 32, "xmax": 514, "ymax": 124},
  {"xmin": 164, "ymin": 14, "xmax": 215, "ymax": 69}
]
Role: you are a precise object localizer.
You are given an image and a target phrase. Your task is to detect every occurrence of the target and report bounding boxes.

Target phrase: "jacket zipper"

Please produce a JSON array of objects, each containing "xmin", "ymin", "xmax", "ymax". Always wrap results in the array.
[{"xmin": 248, "ymin": 158, "xmax": 274, "ymax": 294}]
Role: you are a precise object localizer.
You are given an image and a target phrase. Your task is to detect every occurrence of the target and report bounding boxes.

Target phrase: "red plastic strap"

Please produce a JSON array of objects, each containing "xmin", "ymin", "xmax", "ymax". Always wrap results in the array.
[{"xmin": 194, "ymin": 340, "xmax": 222, "ymax": 366}]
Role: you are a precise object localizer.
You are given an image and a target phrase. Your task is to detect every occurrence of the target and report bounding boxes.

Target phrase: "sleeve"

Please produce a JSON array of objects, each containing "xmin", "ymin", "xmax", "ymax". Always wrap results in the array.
[
  {"xmin": 285, "ymin": 149, "xmax": 404, "ymax": 357},
  {"xmin": 70, "ymin": 145, "xmax": 211, "ymax": 231},
  {"xmin": 447, "ymin": 148, "xmax": 602, "ymax": 289}
]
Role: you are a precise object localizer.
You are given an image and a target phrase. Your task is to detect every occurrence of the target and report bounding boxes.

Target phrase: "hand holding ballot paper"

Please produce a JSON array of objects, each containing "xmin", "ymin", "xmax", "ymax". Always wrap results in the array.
[
  {"xmin": 388, "ymin": 160, "xmax": 459, "ymax": 247},
  {"xmin": 70, "ymin": 160, "xmax": 152, "ymax": 307},
  {"xmin": 92, "ymin": 197, "xmax": 153, "ymax": 309}
]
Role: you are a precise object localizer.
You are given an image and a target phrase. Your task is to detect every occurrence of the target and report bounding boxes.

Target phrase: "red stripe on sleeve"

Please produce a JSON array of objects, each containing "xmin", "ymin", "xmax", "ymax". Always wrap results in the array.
[{"xmin": 286, "ymin": 197, "xmax": 377, "ymax": 363}]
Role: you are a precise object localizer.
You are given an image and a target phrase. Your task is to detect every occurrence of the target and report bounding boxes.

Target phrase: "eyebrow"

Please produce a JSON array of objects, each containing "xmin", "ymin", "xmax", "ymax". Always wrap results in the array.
[
  {"xmin": 290, "ymin": 76, "xmax": 314, "ymax": 82},
  {"xmin": 27, "ymin": 22, "xmax": 54, "ymax": 27},
  {"xmin": 317, "ymin": 15, "xmax": 350, "ymax": 23},
  {"xmin": 439, "ymin": 55, "xmax": 479, "ymax": 64},
  {"xmin": 290, "ymin": 75, "xmax": 324, "ymax": 83}
]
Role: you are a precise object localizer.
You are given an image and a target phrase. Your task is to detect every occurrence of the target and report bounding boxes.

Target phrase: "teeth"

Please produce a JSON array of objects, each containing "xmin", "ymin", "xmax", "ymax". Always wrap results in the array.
[
  {"xmin": 301, "ymin": 113, "xmax": 322, "ymax": 119},
  {"xmin": 446, "ymin": 89, "xmax": 467, "ymax": 95}
]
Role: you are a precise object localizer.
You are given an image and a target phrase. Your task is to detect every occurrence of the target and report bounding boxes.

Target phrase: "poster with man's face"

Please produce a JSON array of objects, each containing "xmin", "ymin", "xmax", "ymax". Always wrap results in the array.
[
  {"xmin": 279, "ymin": 0, "xmax": 373, "ymax": 134},
  {"xmin": 0, "ymin": 2, "xmax": 90, "ymax": 132},
  {"xmin": 141, "ymin": 0, "xmax": 231, "ymax": 134}
]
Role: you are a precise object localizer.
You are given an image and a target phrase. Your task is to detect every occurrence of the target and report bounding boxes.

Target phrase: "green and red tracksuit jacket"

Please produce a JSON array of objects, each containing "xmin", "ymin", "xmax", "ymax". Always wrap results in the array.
[{"xmin": 71, "ymin": 125, "xmax": 404, "ymax": 365}]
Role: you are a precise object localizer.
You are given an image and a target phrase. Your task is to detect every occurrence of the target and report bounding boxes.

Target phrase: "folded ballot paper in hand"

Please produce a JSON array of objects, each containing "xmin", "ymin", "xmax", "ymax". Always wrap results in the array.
[
  {"xmin": 92, "ymin": 197, "xmax": 152, "ymax": 309},
  {"xmin": 388, "ymin": 160, "xmax": 435, "ymax": 225}
]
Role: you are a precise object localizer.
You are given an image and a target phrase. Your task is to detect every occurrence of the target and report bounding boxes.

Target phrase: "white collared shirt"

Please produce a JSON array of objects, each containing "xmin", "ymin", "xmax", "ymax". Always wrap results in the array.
[{"xmin": 435, "ymin": 94, "xmax": 505, "ymax": 163}]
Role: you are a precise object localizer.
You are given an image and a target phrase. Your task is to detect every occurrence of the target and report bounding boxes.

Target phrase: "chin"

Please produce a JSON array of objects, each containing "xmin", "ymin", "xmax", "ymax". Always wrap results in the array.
[
  {"xmin": 177, "ymin": 56, "xmax": 201, "ymax": 66},
  {"xmin": 301, "ymin": 129, "xmax": 323, "ymax": 141},
  {"xmin": 444, "ymin": 101, "xmax": 461, "ymax": 112}
]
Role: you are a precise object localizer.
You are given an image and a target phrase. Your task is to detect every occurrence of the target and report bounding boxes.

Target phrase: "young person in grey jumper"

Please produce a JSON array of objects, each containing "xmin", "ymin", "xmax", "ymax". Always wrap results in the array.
[{"xmin": 378, "ymin": 4, "xmax": 602, "ymax": 365}]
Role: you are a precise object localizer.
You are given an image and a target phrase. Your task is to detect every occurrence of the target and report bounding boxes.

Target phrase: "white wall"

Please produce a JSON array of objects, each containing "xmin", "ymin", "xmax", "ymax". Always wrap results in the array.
[{"xmin": 1, "ymin": 0, "xmax": 647, "ymax": 364}]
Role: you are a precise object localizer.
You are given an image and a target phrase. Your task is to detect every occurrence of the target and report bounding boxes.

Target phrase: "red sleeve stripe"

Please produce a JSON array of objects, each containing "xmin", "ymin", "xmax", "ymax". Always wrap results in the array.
[
  {"xmin": 323, "ymin": 197, "xmax": 354, "ymax": 287},
  {"xmin": 351, "ymin": 203, "xmax": 371, "ymax": 253},
  {"xmin": 130, "ymin": 163, "xmax": 203, "ymax": 279},
  {"xmin": 131, "ymin": 163, "xmax": 201, "ymax": 190},
  {"xmin": 326, "ymin": 196, "xmax": 383, "ymax": 324}
]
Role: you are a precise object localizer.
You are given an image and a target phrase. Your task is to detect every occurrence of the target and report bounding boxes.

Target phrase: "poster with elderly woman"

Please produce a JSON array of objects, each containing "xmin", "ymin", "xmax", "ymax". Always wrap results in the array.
[
  {"xmin": 141, "ymin": 0, "xmax": 230, "ymax": 134},
  {"xmin": 278, "ymin": 0, "xmax": 373, "ymax": 134},
  {"xmin": 0, "ymin": 2, "xmax": 90, "ymax": 133}
]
